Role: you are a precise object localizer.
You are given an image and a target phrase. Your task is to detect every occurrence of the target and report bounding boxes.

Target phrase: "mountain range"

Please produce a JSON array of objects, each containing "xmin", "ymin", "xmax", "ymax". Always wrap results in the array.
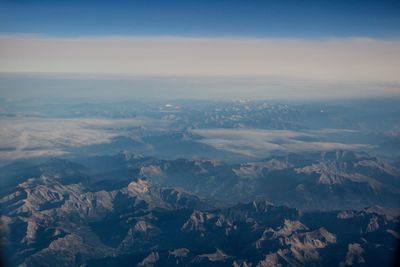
[{"xmin": 1, "ymin": 150, "xmax": 399, "ymax": 266}]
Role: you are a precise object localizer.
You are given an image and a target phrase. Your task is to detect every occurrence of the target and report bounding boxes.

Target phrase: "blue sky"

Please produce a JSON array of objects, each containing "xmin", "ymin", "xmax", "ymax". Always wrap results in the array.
[{"xmin": 1, "ymin": 0, "xmax": 400, "ymax": 38}]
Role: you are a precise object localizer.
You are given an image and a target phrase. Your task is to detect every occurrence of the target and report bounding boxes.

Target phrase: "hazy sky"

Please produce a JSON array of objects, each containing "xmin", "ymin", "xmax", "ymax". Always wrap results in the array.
[
  {"xmin": 1, "ymin": 36, "xmax": 400, "ymax": 82},
  {"xmin": 0, "ymin": 0, "xmax": 400, "ymax": 98}
]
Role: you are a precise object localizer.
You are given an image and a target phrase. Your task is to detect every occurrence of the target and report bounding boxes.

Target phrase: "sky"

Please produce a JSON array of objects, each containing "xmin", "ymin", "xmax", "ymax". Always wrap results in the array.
[
  {"xmin": 1, "ymin": 0, "xmax": 400, "ymax": 38},
  {"xmin": 0, "ymin": 0, "xmax": 400, "ymax": 98}
]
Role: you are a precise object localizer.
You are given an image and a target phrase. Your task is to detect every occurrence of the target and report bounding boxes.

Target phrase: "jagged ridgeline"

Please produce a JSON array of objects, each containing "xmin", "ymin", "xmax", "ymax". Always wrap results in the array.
[{"xmin": 1, "ymin": 151, "xmax": 399, "ymax": 266}]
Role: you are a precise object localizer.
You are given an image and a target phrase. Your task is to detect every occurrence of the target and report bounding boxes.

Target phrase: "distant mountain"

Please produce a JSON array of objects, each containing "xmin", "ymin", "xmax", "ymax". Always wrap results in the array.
[
  {"xmin": 0, "ymin": 158, "xmax": 90, "ymax": 196},
  {"xmin": 79, "ymin": 150, "xmax": 400, "ymax": 210}
]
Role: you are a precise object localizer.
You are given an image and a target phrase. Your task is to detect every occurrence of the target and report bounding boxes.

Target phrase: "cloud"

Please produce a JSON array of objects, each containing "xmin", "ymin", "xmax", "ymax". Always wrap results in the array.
[
  {"xmin": 0, "ymin": 116, "xmax": 375, "ymax": 161},
  {"xmin": 0, "ymin": 149, "xmax": 68, "ymax": 162},
  {"xmin": 1, "ymin": 36, "xmax": 400, "ymax": 82},
  {"xmin": 191, "ymin": 128, "xmax": 372, "ymax": 157},
  {"xmin": 0, "ymin": 117, "xmax": 153, "ymax": 160}
]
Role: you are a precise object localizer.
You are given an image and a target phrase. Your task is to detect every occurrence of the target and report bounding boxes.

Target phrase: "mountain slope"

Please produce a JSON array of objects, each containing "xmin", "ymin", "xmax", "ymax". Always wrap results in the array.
[{"xmin": 82, "ymin": 150, "xmax": 400, "ymax": 210}]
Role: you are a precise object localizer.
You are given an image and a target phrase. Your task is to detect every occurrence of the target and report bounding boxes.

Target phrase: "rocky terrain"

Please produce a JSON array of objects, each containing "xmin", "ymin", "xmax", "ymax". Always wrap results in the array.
[
  {"xmin": 0, "ymin": 153, "xmax": 399, "ymax": 266},
  {"xmin": 79, "ymin": 150, "xmax": 400, "ymax": 210}
]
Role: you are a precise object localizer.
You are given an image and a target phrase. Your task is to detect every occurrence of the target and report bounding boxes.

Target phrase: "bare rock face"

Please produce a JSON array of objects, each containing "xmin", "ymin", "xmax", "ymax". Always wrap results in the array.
[
  {"xmin": 340, "ymin": 243, "xmax": 365, "ymax": 266},
  {"xmin": 181, "ymin": 210, "xmax": 215, "ymax": 232},
  {"xmin": 24, "ymin": 231, "xmax": 118, "ymax": 267},
  {"xmin": 128, "ymin": 179, "xmax": 151, "ymax": 194},
  {"xmin": 0, "ymin": 176, "xmax": 115, "ymax": 221},
  {"xmin": 23, "ymin": 220, "xmax": 40, "ymax": 244},
  {"xmin": 137, "ymin": 251, "xmax": 159, "ymax": 267},
  {"xmin": 294, "ymin": 150, "xmax": 399, "ymax": 193},
  {"xmin": 124, "ymin": 178, "xmax": 208, "ymax": 211},
  {"xmin": 192, "ymin": 249, "xmax": 233, "ymax": 264},
  {"xmin": 256, "ymin": 219, "xmax": 336, "ymax": 265},
  {"xmin": 168, "ymin": 248, "xmax": 190, "ymax": 265},
  {"xmin": 233, "ymin": 260, "xmax": 253, "ymax": 267},
  {"xmin": 284, "ymin": 228, "xmax": 336, "ymax": 263},
  {"xmin": 296, "ymin": 159, "xmax": 377, "ymax": 188},
  {"xmin": 366, "ymin": 216, "xmax": 379, "ymax": 232},
  {"xmin": 364, "ymin": 205, "xmax": 400, "ymax": 221},
  {"xmin": 118, "ymin": 220, "xmax": 161, "ymax": 252},
  {"xmin": 256, "ymin": 219, "xmax": 308, "ymax": 249},
  {"xmin": 168, "ymin": 248, "xmax": 189, "ymax": 258},
  {"xmin": 386, "ymin": 229, "xmax": 400, "ymax": 239},
  {"xmin": 234, "ymin": 158, "xmax": 291, "ymax": 178},
  {"xmin": 337, "ymin": 210, "xmax": 357, "ymax": 219},
  {"xmin": 257, "ymin": 253, "xmax": 282, "ymax": 267},
  {"xmin": 273, "ymin": 219, "xmax": 309, "ymax": 238}
]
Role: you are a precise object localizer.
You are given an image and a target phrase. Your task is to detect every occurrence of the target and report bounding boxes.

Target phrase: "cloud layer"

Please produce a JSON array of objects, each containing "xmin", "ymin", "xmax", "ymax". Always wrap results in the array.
[
  {"xmin": 0, "ymin": 116, "xmax": 374, "ymax": 161},
  {"xmin": 192, "ymin": 128, "xmax": 371, "ymax": 157},
  {"xmin": 0, "ymin": 117, "xmax": 151, "ymax": 160},
  {"xmin": 1, "ymin": 36, "xmax": 400, "ymax": 82}
]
